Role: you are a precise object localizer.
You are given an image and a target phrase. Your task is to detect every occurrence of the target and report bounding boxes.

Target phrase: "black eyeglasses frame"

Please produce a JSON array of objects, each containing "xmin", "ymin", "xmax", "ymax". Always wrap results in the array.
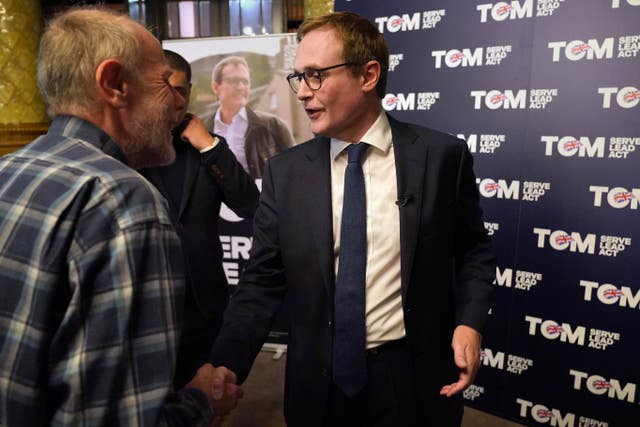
[{"xmin": 286, "ymin": 62, "xmax": 357, "ymax": 93}]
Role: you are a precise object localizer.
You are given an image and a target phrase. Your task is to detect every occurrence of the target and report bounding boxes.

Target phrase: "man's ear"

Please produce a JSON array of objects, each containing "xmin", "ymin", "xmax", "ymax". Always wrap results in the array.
[
  {"xmin": 211, "ymin": 81, "xmax": 220, "ymax": 99},
  {"xmin": 95, "ymin": 59, "xmax": 129, "ymax": 108},
  {"xmin": 361, "ymin": 60, "xmax": 381, "ymax": 94}
]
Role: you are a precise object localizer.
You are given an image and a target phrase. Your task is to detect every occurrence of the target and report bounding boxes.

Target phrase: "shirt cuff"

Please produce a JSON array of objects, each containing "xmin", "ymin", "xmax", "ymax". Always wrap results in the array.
[
  {"xmin": 199, "ymin": 137, "xmax": 219, "ymax": 153},
  {"xmin": 159, "ymin": 387, "xmax": 214, "ymax": 426}
]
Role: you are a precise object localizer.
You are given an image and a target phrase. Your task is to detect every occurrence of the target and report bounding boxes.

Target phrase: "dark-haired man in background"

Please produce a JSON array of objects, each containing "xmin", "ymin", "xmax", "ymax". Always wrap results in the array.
[{"xmin": 141, "ymin": 50, "xmax": 259, "ymax": 389}]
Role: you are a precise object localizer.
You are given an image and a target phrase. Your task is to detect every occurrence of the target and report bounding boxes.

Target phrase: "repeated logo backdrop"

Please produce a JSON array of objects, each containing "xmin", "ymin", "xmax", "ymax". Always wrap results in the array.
[{"xmin": 335, "ymin": 1, "xmax": 639, "ymax": 425}]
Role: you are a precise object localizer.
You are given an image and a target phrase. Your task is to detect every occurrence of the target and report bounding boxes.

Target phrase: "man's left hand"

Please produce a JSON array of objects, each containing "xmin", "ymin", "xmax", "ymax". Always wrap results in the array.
[{"xmin": 439, "ymin": 325, "xmax": 482, "ymax": 397}]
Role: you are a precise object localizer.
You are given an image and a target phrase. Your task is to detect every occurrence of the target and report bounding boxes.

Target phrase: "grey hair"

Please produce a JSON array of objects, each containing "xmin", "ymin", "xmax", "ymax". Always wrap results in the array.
[
  {"xmin": 211, "ymin": 56, "xmax": 250, "ymax": 84},
  {"xmin": 37, "ymin": 7, "xmax": 144, "ymax": 117}
]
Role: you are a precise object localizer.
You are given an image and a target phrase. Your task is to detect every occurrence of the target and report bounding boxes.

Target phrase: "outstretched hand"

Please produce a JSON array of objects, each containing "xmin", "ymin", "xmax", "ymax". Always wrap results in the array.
[{"xmin": 439, "ymin": 325, "xmax": 482, "ymax": 397}]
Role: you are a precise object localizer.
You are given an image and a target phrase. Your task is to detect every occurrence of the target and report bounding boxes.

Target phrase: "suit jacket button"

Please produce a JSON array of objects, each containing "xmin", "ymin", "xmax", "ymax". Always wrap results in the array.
[
  {"xmin": 321, "ymin": 368, "xmax": 328, "ymax": 377},
  {"xmin": 210, "ymin": 164, "xmax": 224, "ymax": 178}
]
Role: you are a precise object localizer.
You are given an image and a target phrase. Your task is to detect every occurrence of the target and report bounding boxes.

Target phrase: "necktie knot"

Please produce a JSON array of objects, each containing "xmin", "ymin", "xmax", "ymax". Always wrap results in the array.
[{"xmin": 346, "ymin": 143, "xmax": 369, "ymax": 164}]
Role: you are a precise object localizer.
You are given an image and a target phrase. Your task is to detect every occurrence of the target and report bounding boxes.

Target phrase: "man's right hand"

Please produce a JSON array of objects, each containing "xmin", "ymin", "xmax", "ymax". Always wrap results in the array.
[
  {"xmin": 179, "ymin": 114, "xmax": 219, "ymax": 152},
  {"xmin": 186, "ymin": 363, "xmax": 244, "ymax": 418}
]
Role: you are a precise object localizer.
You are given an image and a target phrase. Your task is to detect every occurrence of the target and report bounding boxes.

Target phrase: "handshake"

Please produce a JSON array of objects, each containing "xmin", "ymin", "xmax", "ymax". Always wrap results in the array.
[{"xmin": 186, "ymin": 363, "xmax": 244, "ymax": 426}]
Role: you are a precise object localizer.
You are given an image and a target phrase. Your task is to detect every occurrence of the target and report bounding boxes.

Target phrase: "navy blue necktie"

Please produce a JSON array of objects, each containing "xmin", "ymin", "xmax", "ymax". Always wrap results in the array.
[{"xmin": 333, "ymin": 142, "xmax": 369, "ymax": 398}]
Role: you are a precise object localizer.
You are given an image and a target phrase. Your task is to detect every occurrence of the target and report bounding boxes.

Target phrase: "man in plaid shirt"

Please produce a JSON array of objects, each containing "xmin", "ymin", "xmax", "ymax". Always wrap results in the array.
[{"xmin": 0, "ymin": 7, "xmax": 241, "ymax": 426}]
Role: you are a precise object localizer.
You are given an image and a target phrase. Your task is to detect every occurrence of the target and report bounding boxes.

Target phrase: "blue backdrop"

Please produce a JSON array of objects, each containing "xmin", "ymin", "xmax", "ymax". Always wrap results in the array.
[{"xmin": 335, "ymin": 1, "xmax": 640, "ymax": 426}]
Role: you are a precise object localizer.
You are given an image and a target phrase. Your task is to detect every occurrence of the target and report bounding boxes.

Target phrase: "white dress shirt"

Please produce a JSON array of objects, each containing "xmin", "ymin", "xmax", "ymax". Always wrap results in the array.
[
  {"xmin": 330, "ymin": 112, "xmax": 405, "ymax": 348},
  {"xmin": 214, "ymin": 107, "xmax": 249, "ymax": 173}
]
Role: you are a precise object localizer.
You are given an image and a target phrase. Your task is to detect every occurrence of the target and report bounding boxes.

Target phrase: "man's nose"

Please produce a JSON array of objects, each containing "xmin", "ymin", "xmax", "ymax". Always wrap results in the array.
[
  {"xmin": 172, "ymin": 86, "xmax": 187, "ymax": 110},
  {"xmin": 296, "ymin": 78, "xmax": 313, "ymax": 100}
]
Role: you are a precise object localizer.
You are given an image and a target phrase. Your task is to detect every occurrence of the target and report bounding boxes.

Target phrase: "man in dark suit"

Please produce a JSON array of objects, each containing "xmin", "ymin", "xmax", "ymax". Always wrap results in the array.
[
  {"xmin": 210, "ymin": 12, "xmax": 496, "ymax": 427},
  {"xmin": 141, "ymin": 50, "xmax": 260, "ymax": 388}
]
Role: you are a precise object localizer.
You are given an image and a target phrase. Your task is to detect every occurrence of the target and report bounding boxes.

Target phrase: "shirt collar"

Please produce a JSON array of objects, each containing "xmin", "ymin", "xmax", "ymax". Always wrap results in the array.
[
  {"xmin": 214, "ymin": 106, "xmax": 248, "ymax": 126},
  {"xmin": 49, "ymin": 115, "xmax": 126, "ymax": 164},
  {"xmin": 330, "ymin": 111, "xmax": 392, "ymax": 160},
  {"xmin": 237, "ymin": 107, "xmax": 248, "ymax": 122}
]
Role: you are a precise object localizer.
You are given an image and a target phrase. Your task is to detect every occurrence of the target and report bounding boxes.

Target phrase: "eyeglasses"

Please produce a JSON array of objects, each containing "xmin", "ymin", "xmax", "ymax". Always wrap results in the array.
[
  {"xmin": 221, "ymin": 77, "xmax": 250, "ymax": 87},
  {"xmin": 286, "ymin": 63, "xmax": 355, "ymax": 93}
]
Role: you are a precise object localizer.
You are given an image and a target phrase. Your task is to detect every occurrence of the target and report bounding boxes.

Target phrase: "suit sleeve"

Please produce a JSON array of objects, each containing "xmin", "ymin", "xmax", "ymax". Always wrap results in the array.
[
  {"xmin": 208, "ymin": 159, "xmax": 287, "ymax": 383},
  {"xmin": 452, "ymin": 143, "xmax": 496, "ymax": 334},
  {"xmin": 200, "ymin": 136, "xmax": 259, "ymax": 219}
]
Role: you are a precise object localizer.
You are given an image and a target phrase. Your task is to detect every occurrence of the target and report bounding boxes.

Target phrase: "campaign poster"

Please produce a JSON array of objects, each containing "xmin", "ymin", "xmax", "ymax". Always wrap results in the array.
[{"xmin": 164, "ymin": 34, "xmax": 313, "ymax": 345}]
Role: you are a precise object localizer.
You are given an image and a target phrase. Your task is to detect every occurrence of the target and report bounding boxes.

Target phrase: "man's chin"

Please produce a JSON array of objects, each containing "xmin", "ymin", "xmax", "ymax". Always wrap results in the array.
[
  {"xmin": 154, "ymin": 143, "xmax": 176, "ymax": 167},
  {"xmin": 309, "ymin": 123, "xmax": 327, "ymax": 137},
  {"xmin": 234, "ymin": 98, "xmax": 248, "ymax": 107},
  {"xmin": 156, "ymin": 153, "xmax": 176, "ymax": 167},
  {"xmin": 133, "ymin": 142, "xmax": 176, "ymax": 169}
]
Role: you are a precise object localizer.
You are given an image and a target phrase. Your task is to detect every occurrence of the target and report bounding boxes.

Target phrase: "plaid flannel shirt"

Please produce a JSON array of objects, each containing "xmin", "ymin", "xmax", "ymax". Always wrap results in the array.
[{"xmin": 0, "ymin": 116, "xmax": 213, "ymax": 426}]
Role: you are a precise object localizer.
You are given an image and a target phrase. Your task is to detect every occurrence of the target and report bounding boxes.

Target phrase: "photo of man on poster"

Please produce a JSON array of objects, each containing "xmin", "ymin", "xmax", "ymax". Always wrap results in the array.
[{"xmin": 201, "ymin": 55, "xmax": 296, "ymax": 180}]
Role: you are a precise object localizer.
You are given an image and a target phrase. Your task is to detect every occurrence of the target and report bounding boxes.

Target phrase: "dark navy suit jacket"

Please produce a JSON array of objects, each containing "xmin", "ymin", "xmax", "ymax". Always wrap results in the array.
[{"xmin": 211, "ymin": 115, "xmax": 496, "ymax": 426}]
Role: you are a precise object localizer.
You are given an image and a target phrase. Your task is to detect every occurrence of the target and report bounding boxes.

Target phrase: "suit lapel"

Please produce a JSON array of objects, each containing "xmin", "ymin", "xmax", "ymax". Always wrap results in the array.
[
  {"xmin": 302, "ymin": 137, "xmax": 335, "ymax": 294},
  {"xmin": 389, "ymin": 116, "xmax": 428, "ymax": 300}
]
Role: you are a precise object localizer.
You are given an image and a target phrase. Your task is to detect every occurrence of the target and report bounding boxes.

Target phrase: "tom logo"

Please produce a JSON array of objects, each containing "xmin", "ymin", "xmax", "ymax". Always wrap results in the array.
[
  {"xmin": 476, "ymin": 178, "xmax": 519, "ymax": 199},
  {"xmin": 526, "ymin": 315, "xmax": 620, "ymax": 351},
  {"xmin": 541, "ymin": 136, "xmax": 605, "ymax": 158},
  {"xmin": 374, "ymin": 10, "xmax": 445, "ymax": 33},
  {"xmin": 548, "ymin": 38, "xmax": 614, "ymax": 62},
  {"xmin": 516, "ymin": 399, "xmax": 609, "ymax": 427},
  {"xmin": 433, "ymin": 48, "xmax": 483, "ymax": 68},
  {"xmin": 541, "ymin": 135, "xmax": 639, "ymax": 159},
  {"xmin": 432, "ymin": 45, "xmax": 512, "ymax": 68},
  {"xmin": 581, "ymin": 280, "xmax": 640, "ymax": 309},
  {"xmin": 382, "ymin": 92, "xmax": 439, "ymax": 111},
  {"xmin": 477, "ymin": 0, "xmax": 565, "ymax": 22},
  {"xmin": 471, "ymin": 89, "xmax": 557, "ymax": 109},
  {"xmin": 570, "ymin": 369, "xmax": 636, "ymax": 403},
  {"xmin": 590, "ymin": 185, "xmax": 639, "ymax": 209},
  {"xmin": 525, "ymin": 315, "xmax": 586, "ymax": 346},
  {"xmin": 471, "ymin": 89, "xmax": 526, "ymax": 109},
  {"xmin": 599, "ymin": 86, "xmax": 640, "ymax": 108},
  {"xmin": 516, "ymin": 398, "xmax": 577, "ymax": 427},
  {"xmin": 476, "ymin": 178, "xmax": 549, "ymax": 201},
  {"xmin": 533, "ymin": 228, "xmax": 596, "ymax": 254}
]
